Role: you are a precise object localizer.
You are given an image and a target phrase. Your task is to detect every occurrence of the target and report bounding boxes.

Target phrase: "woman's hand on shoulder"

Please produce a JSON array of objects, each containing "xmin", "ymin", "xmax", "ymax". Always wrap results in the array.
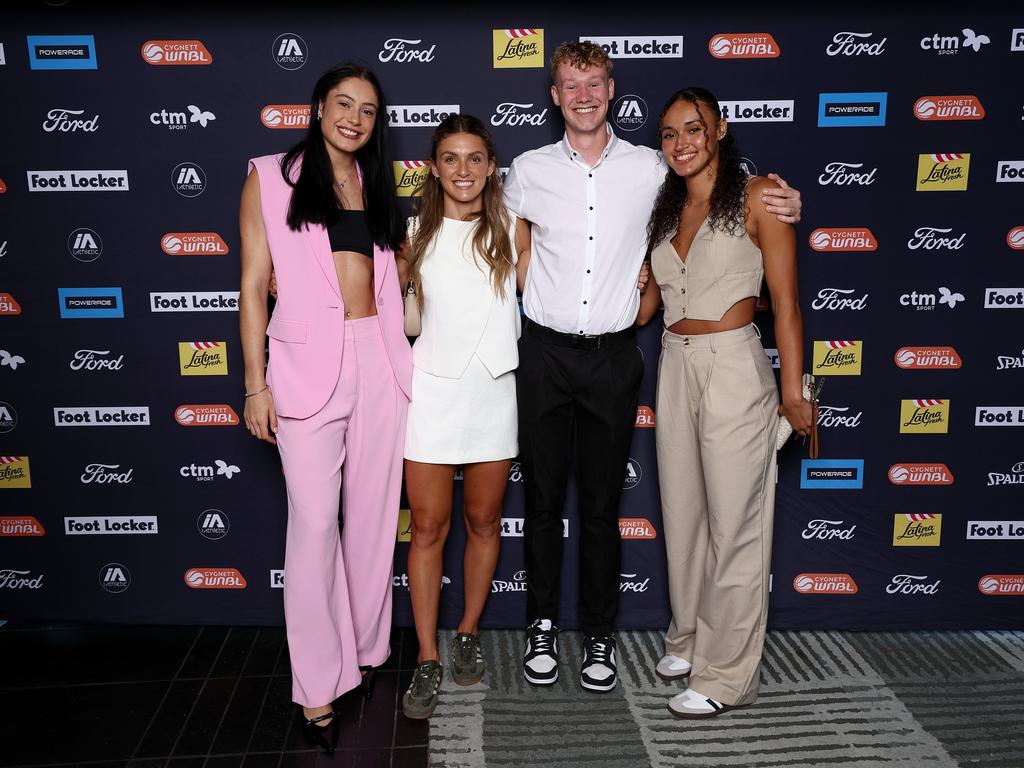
[{"xmin": 760, "ymin": 173, "xmax": 802, "ymax": 224}]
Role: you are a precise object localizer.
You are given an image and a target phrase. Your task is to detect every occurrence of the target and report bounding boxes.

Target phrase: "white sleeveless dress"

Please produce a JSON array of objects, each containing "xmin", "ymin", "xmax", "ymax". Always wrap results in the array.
[{"xmin": 404, "ymin": 216, "xmax": 520, "ymax": 464}]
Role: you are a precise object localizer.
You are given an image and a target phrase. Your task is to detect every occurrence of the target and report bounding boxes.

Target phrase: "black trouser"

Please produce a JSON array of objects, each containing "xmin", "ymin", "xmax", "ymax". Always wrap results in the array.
[{"xmin": 516, "ymin": 318, "xmax": 644, "ymax": 636}]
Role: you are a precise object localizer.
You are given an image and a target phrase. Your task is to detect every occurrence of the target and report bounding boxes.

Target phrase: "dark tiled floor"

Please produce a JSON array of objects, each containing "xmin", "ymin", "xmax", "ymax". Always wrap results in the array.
[{"xmin": 0, "ymin": 622, "xmax": 428, "ymax": 768}]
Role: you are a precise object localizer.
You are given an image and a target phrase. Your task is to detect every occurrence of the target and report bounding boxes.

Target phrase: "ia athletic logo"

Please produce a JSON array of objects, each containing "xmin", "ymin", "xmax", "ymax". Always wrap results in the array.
[
  {"xmin": 623, "ymin": 458, "xmax": 642, "ymax": 489},
  {"xmin": 172, "ymin": 162, "xmax": 206, "ymax": 197},
  {"xmin": 99, "ymin": 563, "xmax": 131, "ymax": 593},
  {"xmin": 273, "ymin": 33, "xmax": 307, "ymax": 69},
  {"xmin": 612, "ymin": 94, "xmax": 648, "ymax": 132},
  {"xmin": 0, "ymin": 401, "xmax": 17, "ymax": 434},
  {"xmin": 197, "ymin": 509, "xmax": 230, "ymax": 540},
  {"xmin": 68, "ymin": 228, "xmax": 102, "ymax": 262}
]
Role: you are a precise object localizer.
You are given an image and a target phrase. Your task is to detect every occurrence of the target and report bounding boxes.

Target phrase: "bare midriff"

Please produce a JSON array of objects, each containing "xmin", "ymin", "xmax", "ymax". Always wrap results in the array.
[
  {"xmin": 332, "ymin": 250, "xmax": 377, "ymax": 319},
  {"xmin": 666, "ymin": 296, "xmax": 757, "ymax": 336}
]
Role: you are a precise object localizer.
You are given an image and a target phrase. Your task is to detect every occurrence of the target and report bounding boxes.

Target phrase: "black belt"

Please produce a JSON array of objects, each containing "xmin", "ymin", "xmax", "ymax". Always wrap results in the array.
[{"xmin": 524, "ymin": 317, "xmax": 635, "ymax": 350}]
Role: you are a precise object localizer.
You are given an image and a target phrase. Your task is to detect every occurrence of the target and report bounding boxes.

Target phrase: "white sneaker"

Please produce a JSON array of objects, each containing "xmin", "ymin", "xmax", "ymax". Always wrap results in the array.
[
  {"xmin": 523, "ymin": 619, "xmax": 559, "ymax": 685},
  {"xmin": 667, "ymin": 687, "xmax": 741, "ymax": 720},
  {"xmin": 580, "ymin": 634, "xmax": 617, "ymax": 692},
  {"xmin": 655, "ymin": 654, "xmax": 692, "ymax": 681}
]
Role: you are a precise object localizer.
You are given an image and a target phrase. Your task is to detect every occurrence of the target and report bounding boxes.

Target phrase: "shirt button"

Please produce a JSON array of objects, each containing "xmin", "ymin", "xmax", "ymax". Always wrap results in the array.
[
  {"xmin": 377, "ymin": 297, "xmax": 384, "ymax": 306},
  {"xmin": 583, "ymin": 300, "xmax": 588, "ymax": 305},
  {"xmin": 586, "ymin": 269, "xmax": 591, "ymax": 274},
  {"xmin": 681, "ymin": 289, "xmax": 686, "ymax": 294},
  {"xmin": 589, "ymin": 236, "xmax": 594, "ymax": 240},
  {"xmin": 589, "ymin": 206, "xmax": 593, "ymax": 210},
  {"xmin": 588, "ymin": 173, "xmax": 593, "ymax": 178}
]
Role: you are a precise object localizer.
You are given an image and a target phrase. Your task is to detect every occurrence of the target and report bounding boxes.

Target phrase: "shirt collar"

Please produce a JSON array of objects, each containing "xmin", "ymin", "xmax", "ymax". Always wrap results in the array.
[{"xmin": 560, "ymin": 123, "xmax": 619, "ymax": 164}]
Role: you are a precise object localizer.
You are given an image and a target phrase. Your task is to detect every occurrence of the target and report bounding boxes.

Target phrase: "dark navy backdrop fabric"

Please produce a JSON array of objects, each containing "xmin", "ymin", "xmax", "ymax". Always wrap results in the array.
[{"xmin": 2, "ymin": 3, "xmax": 1022, "ymax": 629}]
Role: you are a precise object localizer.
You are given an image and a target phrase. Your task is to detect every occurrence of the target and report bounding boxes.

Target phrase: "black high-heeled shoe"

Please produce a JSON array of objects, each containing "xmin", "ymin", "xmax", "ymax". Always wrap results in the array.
[
  {"xmin": 302, "ymin": 709, "xmax": 337, "ymax": 754},
  {"xmin": 359, "ymin": 665, "xmax": 376, "ymax": 701}
]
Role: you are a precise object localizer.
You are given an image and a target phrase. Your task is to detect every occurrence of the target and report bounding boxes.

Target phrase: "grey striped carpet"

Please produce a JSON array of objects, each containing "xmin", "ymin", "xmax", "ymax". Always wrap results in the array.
[{"xmin": 427, "ymin": 629, "xmax": 1024, "ymax": 767}]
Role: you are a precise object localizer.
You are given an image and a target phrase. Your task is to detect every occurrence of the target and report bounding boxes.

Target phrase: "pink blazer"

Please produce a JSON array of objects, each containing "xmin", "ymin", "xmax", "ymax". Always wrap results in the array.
[{"xmin": 248, "ymin": 153, "xmax": 412, "ymax": 419}]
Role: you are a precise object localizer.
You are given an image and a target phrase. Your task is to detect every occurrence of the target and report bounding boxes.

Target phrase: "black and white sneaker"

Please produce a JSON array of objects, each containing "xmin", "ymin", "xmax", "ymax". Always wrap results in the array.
[
  {"xmin": 581, "ymin": 634, "xmax": 617, "ymax": 692},
  {"xmin": 523, "ymin": 619, "xmax": 559, "ymax": 685}
]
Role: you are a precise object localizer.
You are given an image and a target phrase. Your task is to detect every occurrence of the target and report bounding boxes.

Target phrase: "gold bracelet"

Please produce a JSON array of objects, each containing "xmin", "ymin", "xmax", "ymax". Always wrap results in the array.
[{"xmin": 244, "ymin": 386, "xmax": 268, "ymax": 398}]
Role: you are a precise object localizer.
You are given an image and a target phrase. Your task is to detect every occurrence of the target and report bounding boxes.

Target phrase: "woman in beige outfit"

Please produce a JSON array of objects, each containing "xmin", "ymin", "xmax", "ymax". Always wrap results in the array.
[{"xmin": 637, "ymin": 86, "xmax": 812, "ymax": 719}]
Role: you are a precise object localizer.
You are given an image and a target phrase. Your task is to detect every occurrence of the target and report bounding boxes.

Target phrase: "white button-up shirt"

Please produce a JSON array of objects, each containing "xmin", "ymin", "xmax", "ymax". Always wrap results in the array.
[{"xmin": 504, "ymin": 126, "xmax": 665, "ymax": 335}]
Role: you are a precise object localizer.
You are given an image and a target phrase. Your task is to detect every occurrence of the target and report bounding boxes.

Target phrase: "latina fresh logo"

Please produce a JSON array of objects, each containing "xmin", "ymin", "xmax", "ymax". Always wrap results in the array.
[
  {"xmin": 916, "ymin": 153, "xmax": 970, "ymax": 191},
  {"xmin": 178, "ymin": 341, "xmax": 228, "ymax": 376},
  {"xmin": 812, "ymin": 340, "xmax": 862, "ymax": 375},
  {"xmin": 493, "ymin": 28, "xmax": 544, "ymax": 69},
  {"xmin": 892, "ymin": 513, "xmax": 942, "ymax": 546},
  {"xmin": 899, "ymin": 399, "xmax": 950, "ymax": 434},
  {"xmin": 0, "ymin": 456, "xmax": 31, "ymax": 488},
  {"xmin": 393, "ymin": 161, "xmax": 430, "ymax": 197}
]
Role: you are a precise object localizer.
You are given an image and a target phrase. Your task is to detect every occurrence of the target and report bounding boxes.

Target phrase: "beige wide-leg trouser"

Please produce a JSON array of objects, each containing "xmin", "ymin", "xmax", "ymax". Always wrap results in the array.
[{"xmin": 656, "ymin": 323, "xmax": 779, "ymax": 706}]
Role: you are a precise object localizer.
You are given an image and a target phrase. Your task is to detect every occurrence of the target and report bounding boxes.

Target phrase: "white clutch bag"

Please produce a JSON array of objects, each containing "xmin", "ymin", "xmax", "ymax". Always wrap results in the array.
[{"xmin": 776, "ymin": 374, "xmax": 822, "ymax": 452}]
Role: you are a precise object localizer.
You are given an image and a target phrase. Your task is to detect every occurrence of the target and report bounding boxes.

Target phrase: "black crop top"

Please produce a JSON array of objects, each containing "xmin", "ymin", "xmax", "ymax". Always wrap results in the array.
[{"xmin": 327, "ymin": 209, "xmax": 373, "ymax": 258}]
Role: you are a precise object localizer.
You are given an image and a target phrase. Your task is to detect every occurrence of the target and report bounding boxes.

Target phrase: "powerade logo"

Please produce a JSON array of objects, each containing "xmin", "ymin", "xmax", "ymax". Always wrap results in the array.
[
  {"xmin": 27, "ymin": 35, "xmax": 97, "ymax": 70},
  {"xmin": 800, "ymin": 459, "xmax": 865, "ymax": 489},
  {"xmin": 818, "ymin": 92, "xmax": 887, "ymax": 127},
  {"xmin": 58, "ymin": 287, "xmax": 124, "ymax": 318}
]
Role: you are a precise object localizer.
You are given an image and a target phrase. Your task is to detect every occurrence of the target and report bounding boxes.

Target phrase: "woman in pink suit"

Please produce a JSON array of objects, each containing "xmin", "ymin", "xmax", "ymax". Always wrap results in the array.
[{"xmin": 239, "ymin": 63, "xmax": 410, "ymax": 753}]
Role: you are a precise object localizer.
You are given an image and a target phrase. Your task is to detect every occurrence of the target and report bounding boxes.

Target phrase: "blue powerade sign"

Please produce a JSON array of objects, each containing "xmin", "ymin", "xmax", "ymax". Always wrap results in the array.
[{"xmin": 27, "ymin": 35, "xmax": 97, "ymax": 70}]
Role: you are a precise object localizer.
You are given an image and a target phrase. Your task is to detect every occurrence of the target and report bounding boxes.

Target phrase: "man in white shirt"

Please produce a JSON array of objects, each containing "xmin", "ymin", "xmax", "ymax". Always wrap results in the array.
[{"xmin": 503, "ymin": 41, "xmax": 801, "ymax": 693}]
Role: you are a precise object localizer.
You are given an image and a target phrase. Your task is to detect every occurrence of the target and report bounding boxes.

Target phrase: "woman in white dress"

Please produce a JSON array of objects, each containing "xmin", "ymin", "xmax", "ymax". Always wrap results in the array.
[{"xmin": 398, "ymin": 114, "xmax": 530, "ymax": 719}]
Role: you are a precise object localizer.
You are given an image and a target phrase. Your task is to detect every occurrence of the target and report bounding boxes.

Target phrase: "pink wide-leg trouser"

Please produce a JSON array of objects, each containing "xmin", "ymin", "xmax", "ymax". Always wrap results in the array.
[{"xmin": 275, "ymin": 316, "xmax": 407, "ymax": 707}]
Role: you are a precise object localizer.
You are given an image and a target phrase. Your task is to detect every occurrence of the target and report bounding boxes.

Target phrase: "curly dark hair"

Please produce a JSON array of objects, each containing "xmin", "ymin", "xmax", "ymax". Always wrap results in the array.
[{"xmin": 646, "ymin": 87, "xmax": 748, "ymax": 253}]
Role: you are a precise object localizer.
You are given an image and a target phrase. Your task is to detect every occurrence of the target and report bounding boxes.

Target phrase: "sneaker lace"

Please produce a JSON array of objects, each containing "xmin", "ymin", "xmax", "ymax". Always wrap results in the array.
[
  {"xmin": 410, "ymin": 664, "xmax": 438, "ymax": 696},
  {"xmin": 530, "ymin": 624, "xmax": 554, "ymax": 655},
  {"xmin": 455, "ymin": 635, "xmax": 476, "ymax": 665},
  {"xmin": 586, "ymin": 636, "xmax": 612, "ymax": 665}
]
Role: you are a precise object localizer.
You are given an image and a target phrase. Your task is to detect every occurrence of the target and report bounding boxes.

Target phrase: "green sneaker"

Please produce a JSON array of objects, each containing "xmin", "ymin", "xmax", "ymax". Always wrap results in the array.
[
  {"xmin": 402, "ymin": 660, "xmax": 442, "ymax": 719},
  {"xmin": 451, "ymin": 632, "xmax": 485, "ymax": 686}
]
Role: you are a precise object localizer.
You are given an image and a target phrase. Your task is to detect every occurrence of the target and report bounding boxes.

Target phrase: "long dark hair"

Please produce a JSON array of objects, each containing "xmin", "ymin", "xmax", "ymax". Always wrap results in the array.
[
  {"xmin": 408, "ymin": 115, "xmax": 513, "ymax": 302},
  {"xmin": 646, "ymin": 86, "xmax": 748, "ymax": 252},
  {"xmin": 280, "ymin": 62, "xmax": 404, "ymax": 251}
]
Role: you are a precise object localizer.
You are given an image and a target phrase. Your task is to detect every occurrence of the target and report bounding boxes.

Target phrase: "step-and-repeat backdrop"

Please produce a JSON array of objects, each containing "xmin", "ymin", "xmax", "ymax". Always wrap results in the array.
[{"xmin": 2, "ymin": 4, "xmax": 1022, "ymax": 630}]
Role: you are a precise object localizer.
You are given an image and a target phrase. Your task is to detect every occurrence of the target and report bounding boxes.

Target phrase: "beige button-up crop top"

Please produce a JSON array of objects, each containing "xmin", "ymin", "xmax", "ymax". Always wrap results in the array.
[{"xmin": 650, "ymin": 218, "xmax": 764, "ymax": 324}]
